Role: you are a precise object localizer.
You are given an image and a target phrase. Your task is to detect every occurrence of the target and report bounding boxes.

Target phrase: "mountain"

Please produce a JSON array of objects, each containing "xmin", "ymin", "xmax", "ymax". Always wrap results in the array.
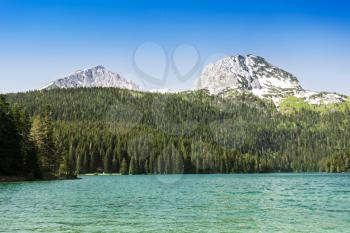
[
  {"xmin": 41, "ymin": 66, "xmax": 140, "ymax": 91},
  {"xmin": 194, "ymin": 54, "xmax": 347, "ymax": 105},
  {"xmin": 40, "ymin": 57, "xmax": 348, "ymax": 106}
]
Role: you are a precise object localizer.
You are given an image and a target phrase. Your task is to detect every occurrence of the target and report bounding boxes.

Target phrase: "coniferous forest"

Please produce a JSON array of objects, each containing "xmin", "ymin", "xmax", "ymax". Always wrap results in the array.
[
  {"xmin": 1, "ymin": 87, "xmax": 350, "ymax": 178},
  {"xmin": 0, "ymin": 95, "xmax": 64, "ymax": 180}
]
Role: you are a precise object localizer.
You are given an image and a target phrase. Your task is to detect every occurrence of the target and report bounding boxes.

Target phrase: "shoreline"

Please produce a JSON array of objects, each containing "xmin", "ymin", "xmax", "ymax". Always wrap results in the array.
[
  {"xmin": 2, "ymin": 172, "xmax": 347, "ymax": 183},
  {"xmin": 0, "ymin": 175, "xmax": 79, "ymax": 183},
  {"xmin": 0, "ymin": 176, "xmax": 27, "ymax": 183}
]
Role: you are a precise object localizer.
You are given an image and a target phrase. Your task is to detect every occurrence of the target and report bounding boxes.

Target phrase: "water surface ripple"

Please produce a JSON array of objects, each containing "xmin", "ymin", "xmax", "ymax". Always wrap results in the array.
[{"xmin": 1, "ymin": 174, "xmax": 349, "ymax": 232}]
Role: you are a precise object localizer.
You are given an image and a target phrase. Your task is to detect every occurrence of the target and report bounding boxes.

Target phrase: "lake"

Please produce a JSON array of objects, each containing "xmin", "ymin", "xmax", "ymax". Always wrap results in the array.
[{"xmin": 1, "ymin": 174, "xmax": 350, "ymax": 232}]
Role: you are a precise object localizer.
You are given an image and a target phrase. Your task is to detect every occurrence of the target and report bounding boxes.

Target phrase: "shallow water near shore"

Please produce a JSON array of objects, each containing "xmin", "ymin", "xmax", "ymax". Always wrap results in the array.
[{"xmin": 1, "ymin": 174, "xmax": 349, "ymax": 232}]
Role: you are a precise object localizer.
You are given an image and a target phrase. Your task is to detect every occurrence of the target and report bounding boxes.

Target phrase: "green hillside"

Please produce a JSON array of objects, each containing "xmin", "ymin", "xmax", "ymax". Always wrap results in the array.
[{"xmin": 3, "ymin": 88, "xmax": 350, "ymax": 175}]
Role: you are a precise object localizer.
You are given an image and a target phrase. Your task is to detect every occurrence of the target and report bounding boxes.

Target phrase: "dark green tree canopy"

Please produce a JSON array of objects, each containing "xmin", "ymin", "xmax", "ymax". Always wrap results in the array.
[{"xmin": 4, "ymin": 88, "xmax": 350, "ymax": 175}]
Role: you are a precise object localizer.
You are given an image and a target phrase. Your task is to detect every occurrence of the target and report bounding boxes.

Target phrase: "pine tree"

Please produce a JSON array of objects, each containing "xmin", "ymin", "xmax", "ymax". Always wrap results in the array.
[
  {"xmin": 83, "ymin": 151, "xmax": 89, "ymax": 173},
  {"xmin": 17, "ymin": 109, "xmax": 41, "ymax": 179},
  {"xmin": 59, "ymin": 144, "xmax": 77, "ymax": 178},
  {"xmin": 103, "ymin": 148, "xmax": 112, "ymax": 173},
  {"xmin": 30, "ymin": 107, "xmax": 59, "ymax": 177},
  {"xmin": 0, "ymin": 96, "xmax": 22, "ymax": 175},
  {"xmin": 129, "ymin": 157, "xmax": 137, "ymax": 175},
  {"xmin": 112, "ymin": 156, "xmax": 118, "ymax": 173},
  {"xmin": 120, "ymin": 158, "xmax": 128, "ymax": 175}
]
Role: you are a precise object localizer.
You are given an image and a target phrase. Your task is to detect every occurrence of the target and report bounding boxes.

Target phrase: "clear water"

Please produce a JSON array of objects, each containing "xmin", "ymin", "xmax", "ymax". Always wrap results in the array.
[{"xmin": 1, "ymin": 174, "xmax": 350, "ymax": 233}]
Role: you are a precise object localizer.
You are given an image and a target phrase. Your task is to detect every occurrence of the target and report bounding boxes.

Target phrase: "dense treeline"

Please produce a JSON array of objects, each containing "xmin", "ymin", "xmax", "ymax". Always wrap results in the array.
[
  {"xmin": 0, "ymin": 95, "xmax": 74, "ymax": 179},
  {"xmin": 4, "ymin": 88, "xmax": 350, "ymax": 175}
]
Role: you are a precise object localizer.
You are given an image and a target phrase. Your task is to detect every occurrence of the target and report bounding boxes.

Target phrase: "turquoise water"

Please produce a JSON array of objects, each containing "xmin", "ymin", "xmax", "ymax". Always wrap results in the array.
[{"xmin": 1, "ymin": 174, "xmax": 350, "ymax": 233}]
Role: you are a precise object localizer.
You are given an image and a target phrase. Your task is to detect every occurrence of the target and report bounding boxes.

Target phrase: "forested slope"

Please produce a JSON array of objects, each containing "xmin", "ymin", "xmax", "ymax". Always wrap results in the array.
[{"xmin": 5, "ymin": 87, "xmax": 350, "ymax": 174}]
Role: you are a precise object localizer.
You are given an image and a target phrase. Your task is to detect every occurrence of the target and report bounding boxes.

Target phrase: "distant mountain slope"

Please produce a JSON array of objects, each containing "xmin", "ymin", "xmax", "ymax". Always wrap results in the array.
[
  {"xmin": 194, "ymin": 54, "xmax": 347, "ymax": 105},
  {"xmin": 41, "ymin": 66, "xmax": 140, "ymax": 91}
]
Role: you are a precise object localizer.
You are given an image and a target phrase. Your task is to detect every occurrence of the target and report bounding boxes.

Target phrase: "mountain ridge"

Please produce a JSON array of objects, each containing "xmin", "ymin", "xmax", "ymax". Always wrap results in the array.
[{"xmin": 40, "ymin": 55, "xmax": 348, "ymax": 106}]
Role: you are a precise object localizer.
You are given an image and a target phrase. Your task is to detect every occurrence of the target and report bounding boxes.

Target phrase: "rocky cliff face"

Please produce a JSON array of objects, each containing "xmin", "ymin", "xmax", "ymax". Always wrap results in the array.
[
  {"xmin": 195, "ymin": 54, "xmax": 346, "ymax": 105},
  {"xmin": 41, "ymin": 66, "xmax": 140, "ymax": 91}
]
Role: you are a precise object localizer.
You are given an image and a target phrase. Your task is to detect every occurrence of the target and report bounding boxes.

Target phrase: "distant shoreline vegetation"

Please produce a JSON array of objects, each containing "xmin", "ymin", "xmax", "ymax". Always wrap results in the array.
[{"xmin": 1, "ymin": 87, "xmax": 350, "ymax": 180}]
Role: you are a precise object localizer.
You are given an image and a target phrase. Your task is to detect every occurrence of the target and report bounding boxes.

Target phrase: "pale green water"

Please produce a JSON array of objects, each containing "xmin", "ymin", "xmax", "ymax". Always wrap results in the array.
[{"xmin": 1, "ymin": 174, "xmax": 350, "ymax": 233}]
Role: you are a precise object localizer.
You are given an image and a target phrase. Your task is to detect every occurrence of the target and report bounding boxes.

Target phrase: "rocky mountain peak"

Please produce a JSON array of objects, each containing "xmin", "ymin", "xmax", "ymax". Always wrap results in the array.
[
  {"xmin": 194, "ymin": 54, "xmax": 345, "ymax": 105},
  {"xmin": 41, "ymin": 66, "xmax": 140, "ymax": 91}
]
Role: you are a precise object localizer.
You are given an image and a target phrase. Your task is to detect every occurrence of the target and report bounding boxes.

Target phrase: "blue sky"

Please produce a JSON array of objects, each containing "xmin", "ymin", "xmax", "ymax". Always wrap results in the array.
[{"xmin": 1, "ymin": 0, "xmax": 350, "ymax": 94}]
